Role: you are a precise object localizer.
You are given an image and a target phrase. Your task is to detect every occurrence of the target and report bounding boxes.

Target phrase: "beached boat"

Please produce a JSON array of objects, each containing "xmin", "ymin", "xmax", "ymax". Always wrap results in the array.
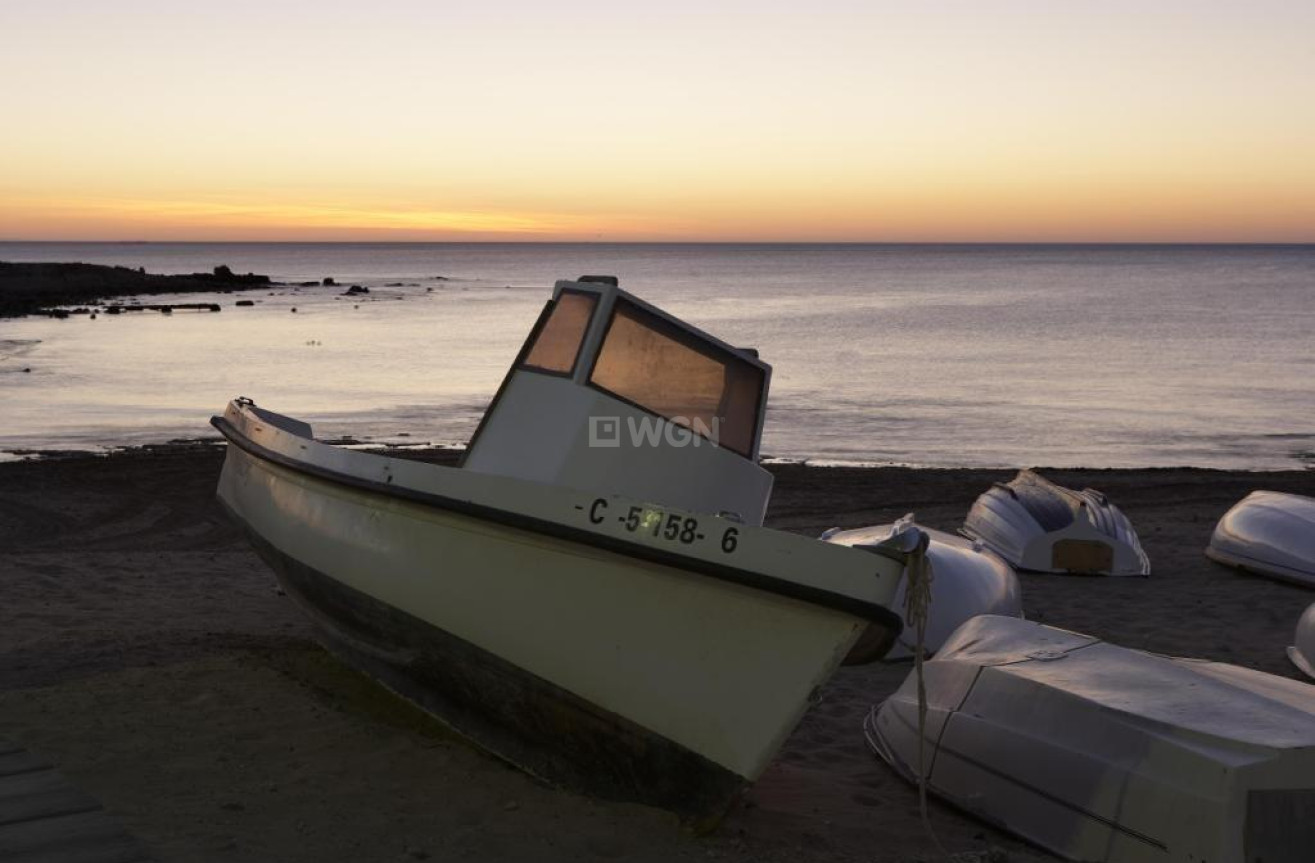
[
  {"xmin": 1206, "ymin": 491, "xmax": 1315, "ymax": 588},
  {"xmin": 1289, "ymin": 602, "xmax": 1315, "ymax": 679},
  {"xmin": 865, "ymin": 615, "xmax": 1315, "ymax": 863},
  {"xmin": 822, "ymin": 518, "xmax": 1022, "ymax": 658},
  {"xmin": 961, "ymin": 469, "xmax": 1150, "ymax": 575},
  {"xmin": 212, "ymin": 277, "xmax": 917, "ymax": 821}
]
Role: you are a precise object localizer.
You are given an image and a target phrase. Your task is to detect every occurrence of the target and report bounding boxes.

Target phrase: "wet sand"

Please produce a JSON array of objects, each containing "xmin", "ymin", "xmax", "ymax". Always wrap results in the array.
[{"xmin": 1, "ymin": 445, "xmax": 1312, "ymax": 862}]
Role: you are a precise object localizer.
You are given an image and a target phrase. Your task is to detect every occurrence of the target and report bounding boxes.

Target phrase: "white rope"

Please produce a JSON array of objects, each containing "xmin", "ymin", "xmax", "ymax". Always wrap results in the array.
[{"xmin": 903, "ymin": 531, "xmax": 952, "ymax": 859}]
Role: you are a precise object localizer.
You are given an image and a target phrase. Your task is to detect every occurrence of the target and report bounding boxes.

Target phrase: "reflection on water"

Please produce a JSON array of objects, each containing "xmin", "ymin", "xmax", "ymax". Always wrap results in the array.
[{"xmin": 0, "ymin": 243, "xmax": 1312, "ymax": 469}]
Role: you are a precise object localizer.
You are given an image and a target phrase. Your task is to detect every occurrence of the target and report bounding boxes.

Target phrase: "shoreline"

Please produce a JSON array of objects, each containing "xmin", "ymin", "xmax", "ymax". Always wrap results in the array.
[
  {"xmin": 2, "ymin": 445, "xmax": 1313, "ymax": 861},
  {"xmin": 3, "ymin": 249, "xmax": 1311, "ymax": 474},
  {"xmin": 3, "ymin": 436, "xmax": 1311, "ymax": 475}
]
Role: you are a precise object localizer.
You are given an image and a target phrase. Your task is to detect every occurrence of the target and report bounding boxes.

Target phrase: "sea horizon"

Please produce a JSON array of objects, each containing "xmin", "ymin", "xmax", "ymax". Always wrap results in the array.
[
  {"xmin": 2, "ymin": 242, "xmax": 1312, "ymax": 471},
  {"xmin": 5, "ymin": 239, "xmax": 1313, "ymax": 246}
]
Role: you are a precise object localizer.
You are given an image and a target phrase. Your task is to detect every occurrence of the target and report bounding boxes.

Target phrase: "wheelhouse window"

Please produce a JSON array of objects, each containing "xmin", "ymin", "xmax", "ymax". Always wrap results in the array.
[
  {"xmin": 589, "ymin": 300, "xmax": 765, "ymax": 458},
  {"xmin": 521, "ymin": 291, "xmax": 598, "ymax": 375}
]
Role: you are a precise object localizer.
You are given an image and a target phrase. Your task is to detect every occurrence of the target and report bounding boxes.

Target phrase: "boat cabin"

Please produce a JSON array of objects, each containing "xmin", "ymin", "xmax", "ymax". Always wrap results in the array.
[{"xmin": 462, "ymin": 277, "xmax": 775, "ymax": 525}]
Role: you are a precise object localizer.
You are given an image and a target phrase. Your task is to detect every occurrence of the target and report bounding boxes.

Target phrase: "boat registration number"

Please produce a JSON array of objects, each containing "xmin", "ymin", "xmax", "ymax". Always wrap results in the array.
[{"xmin": 585, "ymin": 498, "xmax": 738, "ymax": 553}]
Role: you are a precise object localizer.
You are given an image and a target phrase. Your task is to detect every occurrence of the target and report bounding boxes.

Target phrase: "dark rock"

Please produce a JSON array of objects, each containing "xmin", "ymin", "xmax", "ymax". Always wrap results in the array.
[
  {"xmin": 235, "ymin": 300, "xmax": 255, "ymax": 307},
  {"xmin": 0, "ymin": 261, "xmax": 270, "ymax": 318},
  {"xmin": 194, "ymin": 265, "xmax": 269, "ymax": 286},
  {"xmin": 291, "ymin": 307, "xmax": 297, "ymax": 313},
  {"xmin": 322, "ymin": 277, "xmax": 336, "ymax": 286},
  {"xmin": 344, "ymin": 285, "xmax": 369, "ymax": 295}
]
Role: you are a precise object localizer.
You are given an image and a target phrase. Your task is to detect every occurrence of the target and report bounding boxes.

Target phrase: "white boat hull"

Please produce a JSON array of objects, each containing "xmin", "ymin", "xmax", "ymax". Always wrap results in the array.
[
  {"xmin": 867, "ymin": 616, "xmax": 1315, "ymax": 863},
  {"xmin": 1290, "ymin": 602, "xmax": 1315, "ymax": 679},
  {"xmin": 823, "ymin": 522, "xmax": 1022, "ymax": 658},
  {"xmin": 962, "ymin": 470, "xmax": 1150, "ymax": 576},
  {"xmin": 213, "ymin": 400, "xmax": 907, "ymax": 819},
  {"xmin": 1207, "ymin": 491, "xmax": 1315, "ymax": 588}
]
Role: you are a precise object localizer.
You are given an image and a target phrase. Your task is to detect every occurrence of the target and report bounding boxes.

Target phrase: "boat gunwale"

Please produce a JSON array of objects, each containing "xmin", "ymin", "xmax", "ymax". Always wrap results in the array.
[
  {"xmin": 210, "ymin": 412, "xmax": 906, "ymax": 631},
  {"xmin": 1204, "ymin": 544, "xmax": 1315, "ymax": 587}
]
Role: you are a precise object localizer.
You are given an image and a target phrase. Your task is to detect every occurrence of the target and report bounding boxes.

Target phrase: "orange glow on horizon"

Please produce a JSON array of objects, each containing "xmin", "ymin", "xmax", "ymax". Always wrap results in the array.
[
  {"xmin": 0, "ymin": 195, "xmax": 608, "ymax": 240},
  {"xmin": 3, "ymin": 178, "xmax": 1309, "ymax": 244},
  {"xmin": 1, "ymin": 2, "xmax": 1312, "ymax": 243}
]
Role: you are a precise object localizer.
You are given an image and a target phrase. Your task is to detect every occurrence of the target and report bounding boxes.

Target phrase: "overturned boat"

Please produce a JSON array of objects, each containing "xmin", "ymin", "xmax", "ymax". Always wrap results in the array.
[
  {"xmin": 213, "ymin": 277, "xmax": 917, "ymax": 821},
  {"xmin": 822, "ymin": 519, "xmax": 1022, "ymax": 659},
  {"xmin": 961, "ymin": 469, "xmax": 1150, "ymax": 575},
  {"xmin": 866, "ymin": 615, "xmax": 1315, "ymax": 863},
  {"xmin": 1290, "ymin": 602, "xmax": 1315, "ymax": 680},
  {"xmin": 1206, "ymin": 491, "xmax": 1315, "ymax": 588}
]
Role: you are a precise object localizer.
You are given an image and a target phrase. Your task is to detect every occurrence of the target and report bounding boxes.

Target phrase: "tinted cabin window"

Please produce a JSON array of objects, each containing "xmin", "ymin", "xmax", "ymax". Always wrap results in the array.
[
  {"xmin": 522, "ymin": 292, "xmax": 598, "ymax": 375},
  {"xmin": 589, "ymin": 300, "xmax": 764, "ymax": 458}
]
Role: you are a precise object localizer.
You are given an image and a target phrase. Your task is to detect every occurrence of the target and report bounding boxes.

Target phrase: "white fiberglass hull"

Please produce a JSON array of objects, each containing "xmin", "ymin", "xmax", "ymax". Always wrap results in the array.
[
  {"xmin": 962, "ymin": 470, "xmax": 1150, "ymax": 576},
  {"xmin": 1290, "ymin": 602, "xmax": 1315, "ymax": 679},
  {"xmin": 823, "ymin": 521, "xmax": 1022, "ymax": 659},
  {"xmin": 1207, "ymin": 491, "xmax": 1315, "ymax": 588},
  {"xmin": 213, "ymin": 400, "xmax": 908, "ymax": 819},
  {"xmin": 866, "ymin": 616, "xmax": 1315, "ymax": 863}
]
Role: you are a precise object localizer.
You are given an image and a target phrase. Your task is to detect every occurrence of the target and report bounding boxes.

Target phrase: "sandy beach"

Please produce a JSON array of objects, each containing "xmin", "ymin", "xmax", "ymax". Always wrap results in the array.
[{"xmin": 2, "ymin": 445, "xmax": 1312, "ymax": 862}]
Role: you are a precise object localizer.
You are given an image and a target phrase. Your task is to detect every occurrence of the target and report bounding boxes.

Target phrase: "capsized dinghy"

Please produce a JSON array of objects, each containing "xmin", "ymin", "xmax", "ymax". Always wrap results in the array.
[
  {"xmin": 1289, "ymin": 602, "xmax": 1315, "ymax": 679},
  {"xmin": 822, "ymin": 518, "xmax": 1022, "ymax": 658},
  {"xmin": 865, "ymin": 615, "xmax": 1315, "ymax": 863},
  {"xmin": 1206, "ymin": 491, "xmax": 1315, "ymax": 588},
  {"xmin": 961, "ymin": 469, "xmax": 1150, "ymax": 575},
  {"xmin": 213, "ymin": 277, "xmax": 918, "ymax": 821}
]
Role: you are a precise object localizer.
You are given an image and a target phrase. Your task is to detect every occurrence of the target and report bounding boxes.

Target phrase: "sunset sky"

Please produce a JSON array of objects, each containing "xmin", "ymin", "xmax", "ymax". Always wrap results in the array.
[{"xmin": 1, "ymin": 1, "xmax": 1311, "ymax": 242}]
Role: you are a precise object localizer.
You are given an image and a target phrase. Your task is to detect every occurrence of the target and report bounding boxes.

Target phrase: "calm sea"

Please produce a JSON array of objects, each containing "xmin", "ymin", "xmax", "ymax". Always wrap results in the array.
[{"xmin": 1, "ymin": 242, "xmax": 1312, "ymax": 470}]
